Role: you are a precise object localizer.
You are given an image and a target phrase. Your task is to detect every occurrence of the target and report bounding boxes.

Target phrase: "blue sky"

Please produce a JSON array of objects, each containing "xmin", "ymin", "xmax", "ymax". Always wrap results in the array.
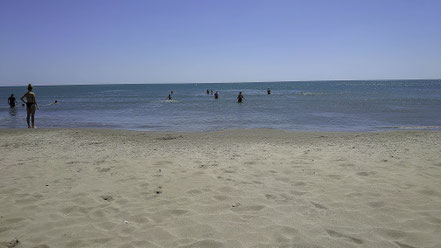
[{"xmin": 1, "ymin": 0, "xmax": 440, "ymax": 85}]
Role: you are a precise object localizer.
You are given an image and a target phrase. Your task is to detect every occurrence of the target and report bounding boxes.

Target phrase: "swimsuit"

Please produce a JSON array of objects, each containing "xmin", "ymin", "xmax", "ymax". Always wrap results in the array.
[{"xmin": 26, "ymin": 102, "xmax": 35, "ymax": 108}]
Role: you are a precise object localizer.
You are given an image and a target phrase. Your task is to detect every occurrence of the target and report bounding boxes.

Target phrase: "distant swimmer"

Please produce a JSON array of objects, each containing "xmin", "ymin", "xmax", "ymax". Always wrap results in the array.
[
  {"xmin": 20, "ymin": 84, "xmax": 39, "ymax": 128},
  {"xmin": 267, "ymin": 88, "xmax": 271, "ymax": 95},
  {"xmin": 214, "ymin": 91, "xmax": 219, "ymax": 99},
  {"xmin": 206, "ymin": 89, "xmax": 210, "ymax": 94},
  {"xmin": 44, "ymin": 100, "xmax": 59, "ymax": 106},
  {"xmin": 210, "ymin": 89, "xmax": 213, "ymax": 95},
  {"xmin": 237, "ymin": 92, "xmax": 244, "ymax": 103},
  {"xmin": 8, "ymin": 94, "xmax": 17, "ymax": 108},
  {"xmin": 168, "ymin": 94, "xmax": 172, "ymax": 100},
  {"xmin": 170, "ymin": 90, "xmax": 174, "ymax": 94}
]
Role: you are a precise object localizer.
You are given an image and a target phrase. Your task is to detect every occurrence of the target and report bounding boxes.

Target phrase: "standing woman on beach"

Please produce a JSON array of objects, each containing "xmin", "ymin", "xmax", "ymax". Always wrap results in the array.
[{"xmin": 20, "ymin": 84, "xmax": 39, "ymax": 128}]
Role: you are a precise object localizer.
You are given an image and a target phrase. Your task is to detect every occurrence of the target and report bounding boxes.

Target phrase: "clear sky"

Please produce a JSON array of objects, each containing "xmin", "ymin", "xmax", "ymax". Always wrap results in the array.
[{"xmin": 1, "ymin": 0, "xmax": 440, "ymax": 86}]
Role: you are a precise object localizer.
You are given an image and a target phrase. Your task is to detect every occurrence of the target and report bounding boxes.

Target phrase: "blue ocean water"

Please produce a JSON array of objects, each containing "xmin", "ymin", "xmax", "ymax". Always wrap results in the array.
[{"xmin": 1, "ymin": 80, "xmax": 441, "ymax": 132}]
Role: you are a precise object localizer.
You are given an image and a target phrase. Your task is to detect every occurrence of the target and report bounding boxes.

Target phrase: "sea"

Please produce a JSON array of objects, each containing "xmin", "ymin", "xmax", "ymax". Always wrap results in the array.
[{"xmin": 1, "ymin": 80, "xmax": 441, "ymax": 132}]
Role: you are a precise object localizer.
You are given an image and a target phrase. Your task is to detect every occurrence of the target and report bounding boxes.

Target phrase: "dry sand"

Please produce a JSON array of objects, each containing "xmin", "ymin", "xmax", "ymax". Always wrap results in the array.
[{"xmin": 0, "ymin": 129, "xmax": 440, "ymax": 248}]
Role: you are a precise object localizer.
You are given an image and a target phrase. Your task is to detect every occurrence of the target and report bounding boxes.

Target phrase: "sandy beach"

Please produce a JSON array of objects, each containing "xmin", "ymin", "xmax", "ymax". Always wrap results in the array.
[{"xmin": 0, "ymin": 128, "xmax": 440, "ymax": 248}]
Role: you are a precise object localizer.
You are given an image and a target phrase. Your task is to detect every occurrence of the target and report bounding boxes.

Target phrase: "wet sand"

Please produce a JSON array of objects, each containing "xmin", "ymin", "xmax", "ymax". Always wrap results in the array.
[{"xmin": 0, "ymin": 129, "xmax": 440, "ymax": 248}]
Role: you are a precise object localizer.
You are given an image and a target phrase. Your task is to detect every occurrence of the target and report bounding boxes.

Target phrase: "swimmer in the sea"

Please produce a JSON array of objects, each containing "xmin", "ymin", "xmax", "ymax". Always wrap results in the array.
[
  {"xmin": 45, "ymin": 100, "xmax": 59, "ymax": 106},
  {"xmin": 168, "ymin": 94, "xmax": 172, "ymax": 100},
  {"xmin": 8, "ymin": 94, "xmax": 17, "ymax": 108},
  {"xmin": 20, "ymin": 84, "xmax": 39, "ymax": 128},
  {"xmin": 214, "ymin": 91, "xmax": 219, "ymax": 99},
  {"xmin": 237, "ymin": 92, "xmax": 244, "ymax": 103},
  {"xmin": 267, "ymin": 88, "xmax": 271, "ymax": 95}
]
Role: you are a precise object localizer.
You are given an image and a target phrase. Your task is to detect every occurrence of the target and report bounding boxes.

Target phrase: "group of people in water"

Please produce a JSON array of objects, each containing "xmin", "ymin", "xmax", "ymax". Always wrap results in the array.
[
  {"xmin": 8, "ymin": 84, "xmax": 272, "ymax": 128},
  {"xmin": 205, "ymin": 89, "xmax": 220, "ymax": 99},
  {"xmin": 169, "ymin": 87, "xmax": 270, "ymax": 103}
]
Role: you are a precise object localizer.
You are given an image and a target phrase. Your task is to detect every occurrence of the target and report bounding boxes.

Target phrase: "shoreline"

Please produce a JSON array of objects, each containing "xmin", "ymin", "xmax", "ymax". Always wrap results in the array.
[
  {"xmin": 3, "ymin": 126, "xmax": 441, "ymax": 134},
  {"xmin": 1, "ymin": 128, "xmax": 440, "ymax": 247}
]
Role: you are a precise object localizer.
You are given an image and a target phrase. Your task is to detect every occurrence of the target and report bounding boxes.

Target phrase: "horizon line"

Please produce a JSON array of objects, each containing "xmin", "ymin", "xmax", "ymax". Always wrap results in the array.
[{"xmin": 1, "ymin": 78, "xmax": 440, "ymax": 87}]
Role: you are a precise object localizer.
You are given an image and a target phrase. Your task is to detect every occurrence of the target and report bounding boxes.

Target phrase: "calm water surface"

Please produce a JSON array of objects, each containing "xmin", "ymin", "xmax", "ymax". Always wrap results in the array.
[{"xmin": 1, "ymin": 80, "xmax": 441, "ymax": 132}]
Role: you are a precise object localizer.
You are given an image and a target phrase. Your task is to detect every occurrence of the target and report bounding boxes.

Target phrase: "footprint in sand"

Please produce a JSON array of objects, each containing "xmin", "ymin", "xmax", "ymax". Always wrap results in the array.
[
  {"xmin": 179, "ymin": 239, "xmax": 224, "ymax": 248},
  {"xmin": 231, "ymin": 202, "xmax": 241, "ymax": 208},
  {"xmin": 244, "ymin": 161, "xmax": 256, "ymax": 165},
  {"xmin": 94, "ymin": 160, "xmax": 106, "ymax": 165},
  {"xmin": 0, "ymin": 239, "xmax": 19, "ymax": 247},
  {"xmin": 376, "ymin": 228, "xmax": 407, "ymax": 239},
  {"xmin": 100, "ymin": 195, "xmax": 114, "ymax": 202},
  {"xmin": 356, "ymin": 171, "xmax": 375, "ymax": 177},
  {"xmin": 231, "ymin": 205, "xmax": 264, "ymax": 212},
  {"xmin": 327, "ymin": 174, "xmax": 342, "ymax": 180},
  {"xmin": 326, "ymin": 229, "xmax": 363, "ymax": 244},
  {"xmin": 294, "ymin": 181, "xmax": 306, "ymax": 186},
  {"xmin": 218, "ymin": 186, "xmax": 234, "ymax": 193},
  {"xmin": 367, "ymin": 201, "xmax": 385, "ymax": 208},
  {"xmin": 1, "ymin": 218, "xmax": 26, "ymax": 225},
  {"xmin": 265, "ymin": 194, "xmax": 277, "ymax": 200},
  {"xmin": 0, "ymin": 227, "xmax": 9, "ymax": 234},
  {"xmin": 97, "ymin": 167, "xmax": 111, "ymax": 173},
  {"xmin": 187, "ymin": 189, "xmax": 202, "ymax": 195},
  {"xmin": 418, "ymin": 189, "xmax": 440, "ymax": 197},
  {"xmin": 153, "ymin": 160, "xmax": 173, "ymax": 166},
  {"xmin": 339, "ymin": 163, "xmax": 355, "ymax": 168},
  {"xmin": 213, "ymin": 195, "xmax": 229, "ymax": 201},
  {"xmin": 139, "ymin": 182, "xmax": 149, "ymax": 188},
  {"xmin": 311, "ymin": 202, "xmax": 328, "ymax": 210},
  {"xmin": 291, "ymin": 190, "xmax": 307, "ymax": 196},
  {"xmin": 394, "ymin": 241, "xmax": 417, "ymax": 248},
  {"xmin": 167, "ymin": 209, "xmax": 188, "ymax": 216}
]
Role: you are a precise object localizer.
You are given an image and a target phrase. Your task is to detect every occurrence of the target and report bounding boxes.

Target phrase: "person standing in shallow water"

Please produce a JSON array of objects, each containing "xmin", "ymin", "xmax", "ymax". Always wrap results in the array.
[
  {"xmin": 206, "ymin": 89, "xmax": 210, "ymax": 94},
  {"xmin": 267, "ymin": 88, "xmax": 271, "ymax": 95},
  {"xmin": 20, "ymin": 84, "xmax": 39, "ymax": 128},
  {"xmin": 8, "ymin": 94, "xmax": 16, "ymax": 108},
  {"xmin": 237, "ymin": 92, "xmax": 244, "ymax": 103},
  {"xmin": 214, "ymin": 91, "xmax": 219, "ymax": 99}
]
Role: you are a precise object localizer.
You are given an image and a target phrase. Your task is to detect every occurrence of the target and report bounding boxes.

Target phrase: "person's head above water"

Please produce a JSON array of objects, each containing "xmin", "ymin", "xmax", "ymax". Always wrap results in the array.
[
  {"xmin": 10, "ymin": 94, "xmax": 14, "ymax": 97},
  {"xmin": 27, "ymin": 84, "xmax": 33, "ymax": 91}
]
